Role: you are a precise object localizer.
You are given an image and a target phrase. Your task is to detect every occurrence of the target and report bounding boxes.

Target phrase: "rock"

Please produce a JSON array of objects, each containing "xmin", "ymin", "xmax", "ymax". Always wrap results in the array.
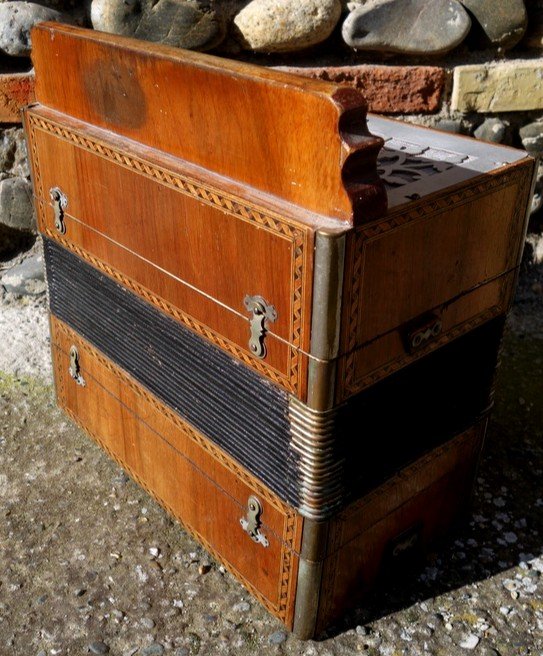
[
  {"xmin": 88, "ymin": 642, "xmax": 110, "ymax": 655},
  {"xmin": 520, "ymin": 122, "xmax": 543, "ymax": 156},
  {"xmin": 90, "ymin": 0, "xmax": 225, "ymax": 51},
  {"xmin": 141, "ymin": 645, "xmax": 164, "ymax": 656},
  {"xmin": 0, "ymin": 129, "xmax": 30, "ymax": 180},
  {"xmin": 458, "ymin": 633, "xmax": 480, "ymax": 649},
  {"xmin": 268, "ymin": 630, "xmax": 287, "ymax": 644},
  {"xmin": 140, "ymin": 617, "xmax": 155, "ymax": 629},
  {"xmin": 0, "ymin": 2, "xmax": 69, "ymax": 57},
  {"xmin": 460, "ymin": 0, "xmax": 527, "ymax": 49},
  {"xmin": 0, "ymin": 177, "xmax": 34, "ymax": 233},
  {"xmin": 342, "ymin": 0, "xmax": 471, "ymax": 54},
  {"xmin": 234, "ymin": 0, "xmax": 342, "ymax": 52},
  {"xmin": 452, "ymin": 62, "xmax": 543, "ymax": 112},
  {"xmin": 474, "ymin": 118, "xmax": 506, "ymax": 143},
  {"xmin": 523, "ymin": 8, "xmax": 543, "ymax": 49},
  {"xmin": 174, "ymin": 649, "xmax": 189, "ymax": 656},
  {"xmin": 436, "ymin": 119, "xmax": 464, "ymax": 134}
]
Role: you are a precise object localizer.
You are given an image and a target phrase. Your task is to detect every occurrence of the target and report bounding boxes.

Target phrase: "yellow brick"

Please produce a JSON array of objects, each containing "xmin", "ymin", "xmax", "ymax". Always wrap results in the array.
[{"xmin": 452, "ymin": 61, "xmax": 543, "ymax": 112}]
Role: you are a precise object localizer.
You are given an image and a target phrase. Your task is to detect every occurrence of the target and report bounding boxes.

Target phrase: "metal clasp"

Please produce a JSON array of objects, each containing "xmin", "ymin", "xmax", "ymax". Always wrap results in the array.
[
  {"xmin": 243, "ymin": 295, "xmax": 277, "ymax": 359},
  {"xmin": 50, "ymin": 187, "xmax": 68, "ymax": 234},
  {"xmin": 406, "ymin": 315, "xmax": 442, "ymax": 353},
  {"xmin": 240, "ymin": 495, "xmax": 269, "ymax": 547},
  {"xmin": 68, "ymin": 346, "xmax": 86, "ymax": 387}
]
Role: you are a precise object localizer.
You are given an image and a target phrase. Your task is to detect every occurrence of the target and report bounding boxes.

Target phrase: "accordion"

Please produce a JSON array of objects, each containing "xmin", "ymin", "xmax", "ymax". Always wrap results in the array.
[{"xmin": 25, "ymin": 23, "xmax": 535, "ymax": 638}]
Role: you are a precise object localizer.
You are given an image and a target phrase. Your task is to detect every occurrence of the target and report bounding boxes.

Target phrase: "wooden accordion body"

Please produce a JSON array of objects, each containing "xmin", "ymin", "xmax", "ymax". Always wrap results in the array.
[{"xmin": 25, "ymin": 24, "xmax": 535, "ymax": 638}]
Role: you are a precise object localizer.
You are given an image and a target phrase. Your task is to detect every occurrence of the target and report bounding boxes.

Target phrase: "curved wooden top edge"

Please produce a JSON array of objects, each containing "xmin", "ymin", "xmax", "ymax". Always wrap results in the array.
[
  {"xmin": 34, "ymin": 23, "xmax": 355, "ymax": 102},
  {"xmin": 31, "ymin": 22, "xmax": 387, "ymax": 224}
]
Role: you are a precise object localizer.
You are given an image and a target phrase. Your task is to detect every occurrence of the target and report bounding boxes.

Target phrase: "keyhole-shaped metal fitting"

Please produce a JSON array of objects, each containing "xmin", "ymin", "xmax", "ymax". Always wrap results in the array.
[
  {"xmin": 240, "ymin": 495, "xmax": 269, "ymax": 547},
  {"xmin": 69, "ymin": 346, "xmax": 86, "ymax": 387},
  {"xmin": 243, "ymin": 295, "xmax": 277, "ymax": 359},
  {"xmin": 50, "ymin": 187, "xmax": 68, "ymax": 234}
]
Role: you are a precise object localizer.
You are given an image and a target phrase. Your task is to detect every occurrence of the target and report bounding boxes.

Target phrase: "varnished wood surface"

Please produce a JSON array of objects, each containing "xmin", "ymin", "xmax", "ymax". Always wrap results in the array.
[
  {"xmin": 51, "ymin": 316, "xmax": 303, "ymax": 628},
  {"xmin": 26, "ymin": 107, "xmax": 314, "ymax": 398},
  {"xmin": 315, "ymin": 422, "xmax": 486, "ymax": 633},
  {"xmin": 337, "ymin": 273, "xmax": 513, "ymax": 400},
  {"xmin": 31, "ymin": 23, "xmax": 386, "ymax": 224},
  {"xmin": 337, "ymin": 157, "xmax": 535, "ymax": 401},
  {"xmin": 51, "ymin": 313, "xmax": 489, "ymax": 636}
]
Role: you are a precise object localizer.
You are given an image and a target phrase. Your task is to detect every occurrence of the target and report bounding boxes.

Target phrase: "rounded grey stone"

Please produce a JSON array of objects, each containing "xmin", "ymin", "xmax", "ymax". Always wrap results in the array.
[
  {"xmin": 342, "ymin": 0, "xmax": 471, "ymax": 54},
  {"xmin": 90, "ymin": 0, "xmax": 225, "ymax": 51},
  {"xmin": 234, "ymin": 0, "xmax": 342, "ymax": 53},
  {"xmin": 140, "ymin": 617, "xmax": 155, "ymax": 629},
  {"xmin": 0, "ymin": 177, "xmax": 34, "ymax": 233},
  {"xmin": 435, "ymin": 119, "xmax": 464, "ymax": 134},
  {"xmin": 141, "ymin": 645, "xmax": 165, "ymax": 656},
  {"xmin": 0, "ymin": 128, "xmax": 30, "ymax": 179},
  {"xmin": 1, "ymin": 253, "xmax": 45, "ymax": 297},
  {"xmin": 88, "ymin": 642, "xmax": 110, "ymax": 655},
  {"xmin": 460, "ymin": 0, "xmax": 527, "ymax": 49},
  {"xmin": 268, "ymin": 630, "xmax": 287, "ymax": 644},
  {"xmin": 474, "ymin": 118, "xmax": 507, "ymax": 143},
  {"xmin": 0, "ymin": 2, "xmax": 68, "ymax": 57},
  {"xmin": 520, "ymin": 122, "xmax": 543, "ymax": 156}
]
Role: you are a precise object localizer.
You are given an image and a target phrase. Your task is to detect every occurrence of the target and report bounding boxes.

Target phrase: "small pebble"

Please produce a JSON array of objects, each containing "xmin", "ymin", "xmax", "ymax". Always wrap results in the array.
[
  {"xmin": 268, "ymin": 630, "xmax": 287, "ymax": 645},
  {"xmin": 141, "ymin": 617, "xmax": 155, "ymax": 629},
  {"xmin": 89, "ymin": 642, "xmax": 110, "ymax": 655},
  {"xmin": 175, "ymin": 649, "xmax": 189, "ymax": 656},
  {"xmin": 356, "ymin": 625, "xmax": 369, "ymax": 636},
  {"xmin": 198, "ymin": 564, "xmax": 211, "ymax": 575},
  {"xmin": 141, "ymin": 645, "xmax": 164, "ymax": 656},
  {"xmin": 232, "ymin": 601, "xmax": 251, "ymax": 612},
  {"xmin": 459, "ymin": 634, "xmax": 480, "ymax": 650},
  {"xmin": 504, "ymin": 532, "xmax": 518, "ymax": 544},
  {"xmin": 149, "ymin": 547, "xmax": 160, "ymax": 558}
]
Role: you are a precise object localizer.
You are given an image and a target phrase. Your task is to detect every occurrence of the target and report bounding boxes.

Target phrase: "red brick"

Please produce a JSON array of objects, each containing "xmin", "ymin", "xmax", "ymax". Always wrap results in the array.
[
  {"xmin": 275, "ymin": 65, "xmax": 446, "ymax": 114},
  {"xmin": 0, "ymin": 73, "xmax": 35, "ymax": 123}
]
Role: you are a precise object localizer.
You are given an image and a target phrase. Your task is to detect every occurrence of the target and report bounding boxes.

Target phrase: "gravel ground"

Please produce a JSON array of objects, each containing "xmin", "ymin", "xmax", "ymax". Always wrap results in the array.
[{"xmin": 0, "ymin": 251, "xmax": 542, "ymax": 655}]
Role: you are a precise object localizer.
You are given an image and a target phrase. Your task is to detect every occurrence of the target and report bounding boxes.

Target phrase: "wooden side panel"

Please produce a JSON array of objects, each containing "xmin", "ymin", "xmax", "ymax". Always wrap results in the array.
[
  {"xmin": 315, "ymin": 423, "xmax": 486, "ymax": 633},
  {"xmin": 30, "ymin": 23, "xmax": 386, "ymax": 223},
  {"xmin": 337, "ymin": 159, "xmax": 534, "ymax": 401},
  {"xmin": 27, "ymin": 108, "xmax": 313, "ymax": 399},
  {"xmin": 51, "ymin": 316, "xmax": 303, "ymax": 628},
  {"xmin": 338, "ymin": 272, "xmax": 513, "ymax": 398}
]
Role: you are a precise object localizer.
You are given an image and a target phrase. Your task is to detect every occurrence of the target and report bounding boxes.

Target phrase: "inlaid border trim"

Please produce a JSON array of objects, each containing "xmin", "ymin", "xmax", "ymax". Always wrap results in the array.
[
  {"xmin": 52, "ymin": 317, "xmax": 301, "ymax": 625},
  {"xmin": 339, "ymin": 163, "xmax": 533, "ymax": 400},
  {"xmin": 27, "ymin": 111, "xmax": 310, "ymax": 396}
]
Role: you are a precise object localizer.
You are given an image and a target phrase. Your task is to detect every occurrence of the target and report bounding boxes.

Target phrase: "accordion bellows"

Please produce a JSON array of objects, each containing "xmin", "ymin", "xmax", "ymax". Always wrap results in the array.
[{"xmin": 25, "ymin": 23, "xmax": 535, "ymax": 637}]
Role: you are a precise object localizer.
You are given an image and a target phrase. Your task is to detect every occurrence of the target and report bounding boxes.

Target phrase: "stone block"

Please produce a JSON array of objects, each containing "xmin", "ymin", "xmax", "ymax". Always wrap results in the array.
[
  {"xmin": 0, "ymin": 73, "xmax": 35, "ymax": 123},
  {"xmin": 452, "ymin": 62, "xmax": 543, "ymax": 112},
  {"xmin": 277, "ymin": 64, "xmax": 446, "ymax": 114}
]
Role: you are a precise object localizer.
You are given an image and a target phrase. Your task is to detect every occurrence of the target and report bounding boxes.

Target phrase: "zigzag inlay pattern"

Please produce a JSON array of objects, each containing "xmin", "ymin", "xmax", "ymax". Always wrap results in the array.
[
  {"xmin": 45, "ymin": 228, "xmax": 295, "ymax": 392},
  {"xmin": 52, "ymin": 318, "xmax": 292, "ymax": 515},
  {"xmin": 52, "ymin": 332, "xmax": 298, "ymax": 624},
  {"xmin": 343, "ymin": 305, "xmax": 504, "ymax": 398},
  {"xmin": 28, "ymin": 112, "xmax": 310, "ymax": 396}
]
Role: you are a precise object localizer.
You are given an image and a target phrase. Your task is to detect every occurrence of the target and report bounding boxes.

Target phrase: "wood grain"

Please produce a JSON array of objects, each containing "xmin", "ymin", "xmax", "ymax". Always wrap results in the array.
[
  {"xmin": 315, "ymin": 422, "xmax": 486, "ymax": 633},
  {"xmin": 337, "ymin": 157, "xmax": 535, "ymax": 401},
  {"xmin": 31, "ymin": 22, "xmax": 386, "ymax": 224},
  {"xmin": 26, "ymin": 106, "xmax": 314, "ymax": 398},
  {"xmin": 51, "ymin": 315, "xmax": 303, "ymax": 627}
]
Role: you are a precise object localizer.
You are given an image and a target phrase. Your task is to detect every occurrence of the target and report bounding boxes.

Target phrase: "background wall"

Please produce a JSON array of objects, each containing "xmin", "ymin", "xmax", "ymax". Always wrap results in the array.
[{"xmin": 0, "ymin": 0, "xmax": 542, "ymax": 267}]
